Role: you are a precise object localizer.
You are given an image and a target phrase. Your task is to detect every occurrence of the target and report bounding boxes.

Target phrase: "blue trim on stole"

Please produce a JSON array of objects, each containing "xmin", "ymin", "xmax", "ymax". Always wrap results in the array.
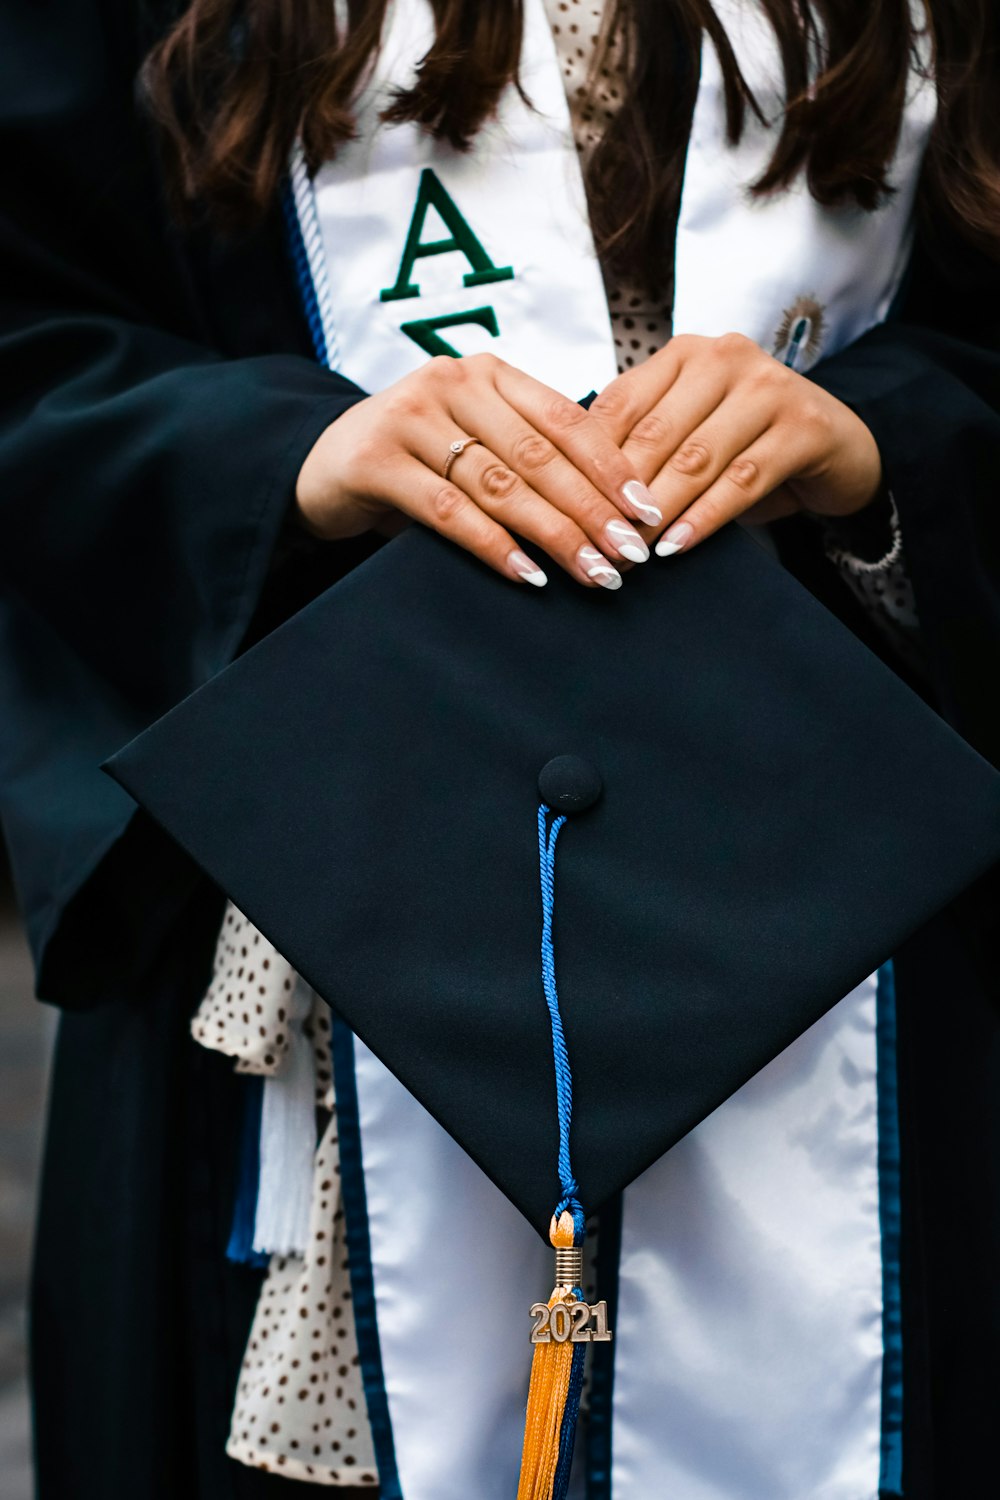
[
  {"xmin": 280, "ymin": 178, "xmax": 330, "ymax": 368},
  {"xmin": 877, "ymin": 962, "xmax": 905, "ymax": 1496},
  {"xmin": 330, "ymin": 1019, "xmax": 404, "ymax": 1499},
  {"xmin": 585, "ymin": 1194, "xmax": 622, "ymax": 1500}
]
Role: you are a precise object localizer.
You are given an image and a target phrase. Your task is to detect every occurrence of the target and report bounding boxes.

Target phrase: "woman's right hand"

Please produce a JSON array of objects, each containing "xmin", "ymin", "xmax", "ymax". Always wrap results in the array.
[{"xmin": 295, "ymin": 353, "xmax": 665, "ymax": 589}]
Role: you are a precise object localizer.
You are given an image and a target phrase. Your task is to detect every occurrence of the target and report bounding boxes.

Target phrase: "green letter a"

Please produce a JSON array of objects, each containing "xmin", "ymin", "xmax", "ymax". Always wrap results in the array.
[{"xmin": 380, "ymin": 168, "xmax": 514, "ymax": 304}]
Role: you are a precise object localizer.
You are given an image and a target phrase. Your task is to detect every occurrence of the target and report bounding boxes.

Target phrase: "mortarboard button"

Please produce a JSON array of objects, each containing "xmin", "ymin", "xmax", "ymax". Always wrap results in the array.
[{"xmin": 538, "ymin": 755, "xmax": 602, "ymax": 814}]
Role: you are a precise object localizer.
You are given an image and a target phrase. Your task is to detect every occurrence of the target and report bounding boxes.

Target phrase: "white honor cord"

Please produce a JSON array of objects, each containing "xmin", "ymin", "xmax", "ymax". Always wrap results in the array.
[
  {"xmin": 252, "ymin": 975, "xmax": 318, "ymax": 1258},
  {"xmin": 289, "ymin": 140, "xmax": 342, "ymax": 372}
]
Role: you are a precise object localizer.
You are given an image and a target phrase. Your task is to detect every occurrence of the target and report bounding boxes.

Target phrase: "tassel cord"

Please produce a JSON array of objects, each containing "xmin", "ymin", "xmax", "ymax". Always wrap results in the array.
[
  {"xmin": 538, "ymin": 805, "xmax": 583, "ymax": 1228},
  {"xmin": 517, "ymin": 807, "xmax": 589, "ymax": 1500}
]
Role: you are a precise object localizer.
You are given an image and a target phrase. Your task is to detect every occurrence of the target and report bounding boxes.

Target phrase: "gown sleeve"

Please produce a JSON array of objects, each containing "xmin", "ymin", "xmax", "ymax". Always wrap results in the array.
[
  {"xmin": 0, "ymin": 1, "xmax": 366, "ymax": 1006},
  {"xmin": 806, "ymin": 224, "xmax": 1000, "ymax": 771}
]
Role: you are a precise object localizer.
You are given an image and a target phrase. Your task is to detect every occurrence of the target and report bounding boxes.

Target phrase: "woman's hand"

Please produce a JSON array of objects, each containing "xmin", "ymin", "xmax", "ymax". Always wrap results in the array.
[
  {"xmin": 296, "ymin": 353, "xmax": 665, "ymax": 589},
  {"xmin": 589, "ymin": 333, "xmax": 883, "ymax": 557}
]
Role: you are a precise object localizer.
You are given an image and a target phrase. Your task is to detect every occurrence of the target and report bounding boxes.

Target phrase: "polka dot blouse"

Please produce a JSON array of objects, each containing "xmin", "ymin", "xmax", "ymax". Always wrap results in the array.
[
  {"xmin": 194, "ymin": 909, "xmax": 378, "ymax": 1485},
  {"xmin": 542, "ymin": 0, "xmax": 675, "ymax": 373}
]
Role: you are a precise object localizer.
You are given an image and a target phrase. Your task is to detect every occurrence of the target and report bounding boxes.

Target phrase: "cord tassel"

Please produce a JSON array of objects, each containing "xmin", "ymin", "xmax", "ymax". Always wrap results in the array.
[{"xmin": 517, "ymin": 806, "xmax": 600, "ymax": 1499}]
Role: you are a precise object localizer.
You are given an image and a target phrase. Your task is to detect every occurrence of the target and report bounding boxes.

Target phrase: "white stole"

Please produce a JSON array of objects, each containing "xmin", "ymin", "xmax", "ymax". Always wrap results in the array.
[
  {"xmin": 302, "ymin": 0, "xmax": 935, "ymax": 393},
  {"xmin": 672, "ymin": 0, "xmax": 936, "ymax": 365},
  {"xmin": 289, "ymin": 4, "xmax": 934, "ymax": 1493},
  {"xmin": 308, "ymin": 0, "xmax": 617, "ymax": 396}
]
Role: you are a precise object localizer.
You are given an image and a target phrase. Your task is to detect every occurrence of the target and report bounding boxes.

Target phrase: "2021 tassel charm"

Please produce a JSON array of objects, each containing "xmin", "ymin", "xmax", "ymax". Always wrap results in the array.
[{"xmin": 516, "ymin": 794, "xmax": 612, "ymax": 1500}]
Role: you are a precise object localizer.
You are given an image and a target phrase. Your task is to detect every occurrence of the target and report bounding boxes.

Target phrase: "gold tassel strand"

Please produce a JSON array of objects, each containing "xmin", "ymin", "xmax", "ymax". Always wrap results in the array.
[{"xmin": 516, "ymin": 1211, "xmax": 581, "ymax": 1500}]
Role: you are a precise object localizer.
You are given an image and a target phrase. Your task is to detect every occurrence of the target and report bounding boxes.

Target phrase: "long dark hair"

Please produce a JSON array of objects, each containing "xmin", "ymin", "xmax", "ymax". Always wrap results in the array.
[{"xmin": 142, "ymin": 0, "xmax": 1000, "ymax": 288}]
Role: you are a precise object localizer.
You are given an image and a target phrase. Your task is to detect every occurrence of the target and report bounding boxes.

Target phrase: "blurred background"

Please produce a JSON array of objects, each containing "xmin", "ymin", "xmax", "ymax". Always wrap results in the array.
[{"xmin": 0, "ymin": 840, "xmax": 51, "ymax": 1499}]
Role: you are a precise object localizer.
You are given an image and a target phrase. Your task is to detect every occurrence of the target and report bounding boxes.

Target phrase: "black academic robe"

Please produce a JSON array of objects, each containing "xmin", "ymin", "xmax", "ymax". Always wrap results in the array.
[{"xmin": 1, "ymin": 4, "xmax": 998, "ymax": 1498}]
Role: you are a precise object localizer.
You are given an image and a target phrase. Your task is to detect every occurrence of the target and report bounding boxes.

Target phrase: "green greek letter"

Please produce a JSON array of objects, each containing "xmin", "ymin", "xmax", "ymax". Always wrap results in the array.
[
  {"xmin": 380, "ymin": 169, "xmax": 514, "ymax": 303},
  {"xmin": 399, "ymin": 306, "xmax": 501, "ymax": 358}
]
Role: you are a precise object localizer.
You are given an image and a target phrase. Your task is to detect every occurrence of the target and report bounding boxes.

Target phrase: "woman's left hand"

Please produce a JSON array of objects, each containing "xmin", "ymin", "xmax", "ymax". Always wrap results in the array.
[{"xmin": 588, "ymin": 332, "xmax": 883, "ymax": 557}]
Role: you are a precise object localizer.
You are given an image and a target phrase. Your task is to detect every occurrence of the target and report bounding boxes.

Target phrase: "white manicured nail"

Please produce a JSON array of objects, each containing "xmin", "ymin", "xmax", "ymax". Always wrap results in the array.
[
  {"xmin": 578, "ymin": 545, "xmax": 623, "ymax": 590},
  {"xmin": 655, "ymin": 521, "xmax": 694, "ymax": 557},
  {"xmin": 509, "ymin": 549, "xmax": 548, "ymax": 586},
  {"xmin": 605, "ymin": 518, "xmax": 649, "ymax": 563},
  {"xmin": 622, "ymin": 480, "xmax": 663, "ymax": 526}
]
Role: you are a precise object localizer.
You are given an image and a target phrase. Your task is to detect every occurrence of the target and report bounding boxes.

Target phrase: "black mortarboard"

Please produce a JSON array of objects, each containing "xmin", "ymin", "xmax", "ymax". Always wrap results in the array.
[
  {"xmin": 107, "ymin": 522, "xmax": 999, "ymax": 1488},
  {"xmin": 108, "ymin": 524, "xmax": 998, "ymax": 1232}
]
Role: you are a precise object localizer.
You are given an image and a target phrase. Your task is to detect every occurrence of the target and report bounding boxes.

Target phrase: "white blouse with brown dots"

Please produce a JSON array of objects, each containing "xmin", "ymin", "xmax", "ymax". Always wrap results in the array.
[
  {"xmin": 225, "ymin": 1109, "xmax": 378, "ymax": 1485},
  {"xmin": 193, "ymin": 908, "xmax": 378, "ymax": 1485},
  {"xmin": 193, "ymin": 905, "xmax": 303, "ymax": 1076},
  {"xmin": 542, "ymin": 0, "xmax": 675, "ymax": 372}
]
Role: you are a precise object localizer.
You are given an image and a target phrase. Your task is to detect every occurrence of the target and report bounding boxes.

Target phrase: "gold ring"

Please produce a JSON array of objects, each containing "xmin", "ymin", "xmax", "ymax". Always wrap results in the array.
[{"xmin": 442, "ymin": 435, "xmax": 482, "ymax": 481}]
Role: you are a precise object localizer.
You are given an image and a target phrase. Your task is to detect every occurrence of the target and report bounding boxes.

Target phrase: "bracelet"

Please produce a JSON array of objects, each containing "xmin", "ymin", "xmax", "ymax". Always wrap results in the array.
[{"xmin": 821, "ymin": 491, "xmax": 904, "ymax": 576}]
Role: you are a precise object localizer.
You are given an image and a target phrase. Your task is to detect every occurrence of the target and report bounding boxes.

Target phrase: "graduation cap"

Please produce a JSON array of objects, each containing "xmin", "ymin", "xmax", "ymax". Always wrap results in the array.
[{"xmin": 107, "ymin": 522, "xmax": 1000, "ymax": 1496}]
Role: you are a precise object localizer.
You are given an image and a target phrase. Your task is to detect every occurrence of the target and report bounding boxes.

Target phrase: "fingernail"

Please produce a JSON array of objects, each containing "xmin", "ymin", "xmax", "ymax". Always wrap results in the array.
[
  {"xmin": 605, "ymin": 518, "xmax": 649, "ymax": 563},
  {"xmin": 622, "ymin": 480, "xmax": 663, "ymax": 526},
  {"xmin": 578, "ymin": 545, "xmax": 623, "ymax": 590},
  {"xmin": 655, "ymin": 521, "xmax": 694, "ymax": 557},
  {"xmin": 509, "ymin": 549, "xmax": 548, "ymax": 587}
]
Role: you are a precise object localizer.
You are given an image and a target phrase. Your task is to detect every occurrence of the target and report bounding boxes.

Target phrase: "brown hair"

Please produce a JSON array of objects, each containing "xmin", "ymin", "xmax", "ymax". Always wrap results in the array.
[{"xmin": 142, "ymin": 0, "xmax": 1000, "ymax": 289}]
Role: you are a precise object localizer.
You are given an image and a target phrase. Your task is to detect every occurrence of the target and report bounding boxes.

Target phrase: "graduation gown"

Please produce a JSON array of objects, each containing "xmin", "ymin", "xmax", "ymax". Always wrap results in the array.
[{"xmin": 1, "ymin": 3, "xmax": 998, "ymax": 1496}]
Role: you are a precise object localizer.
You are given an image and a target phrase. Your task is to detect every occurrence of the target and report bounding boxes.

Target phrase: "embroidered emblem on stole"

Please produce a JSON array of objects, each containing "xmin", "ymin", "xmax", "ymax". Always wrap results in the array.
[{"xmin": 772, "ymin": 294, "xmax": 827, "ymax": 370}]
